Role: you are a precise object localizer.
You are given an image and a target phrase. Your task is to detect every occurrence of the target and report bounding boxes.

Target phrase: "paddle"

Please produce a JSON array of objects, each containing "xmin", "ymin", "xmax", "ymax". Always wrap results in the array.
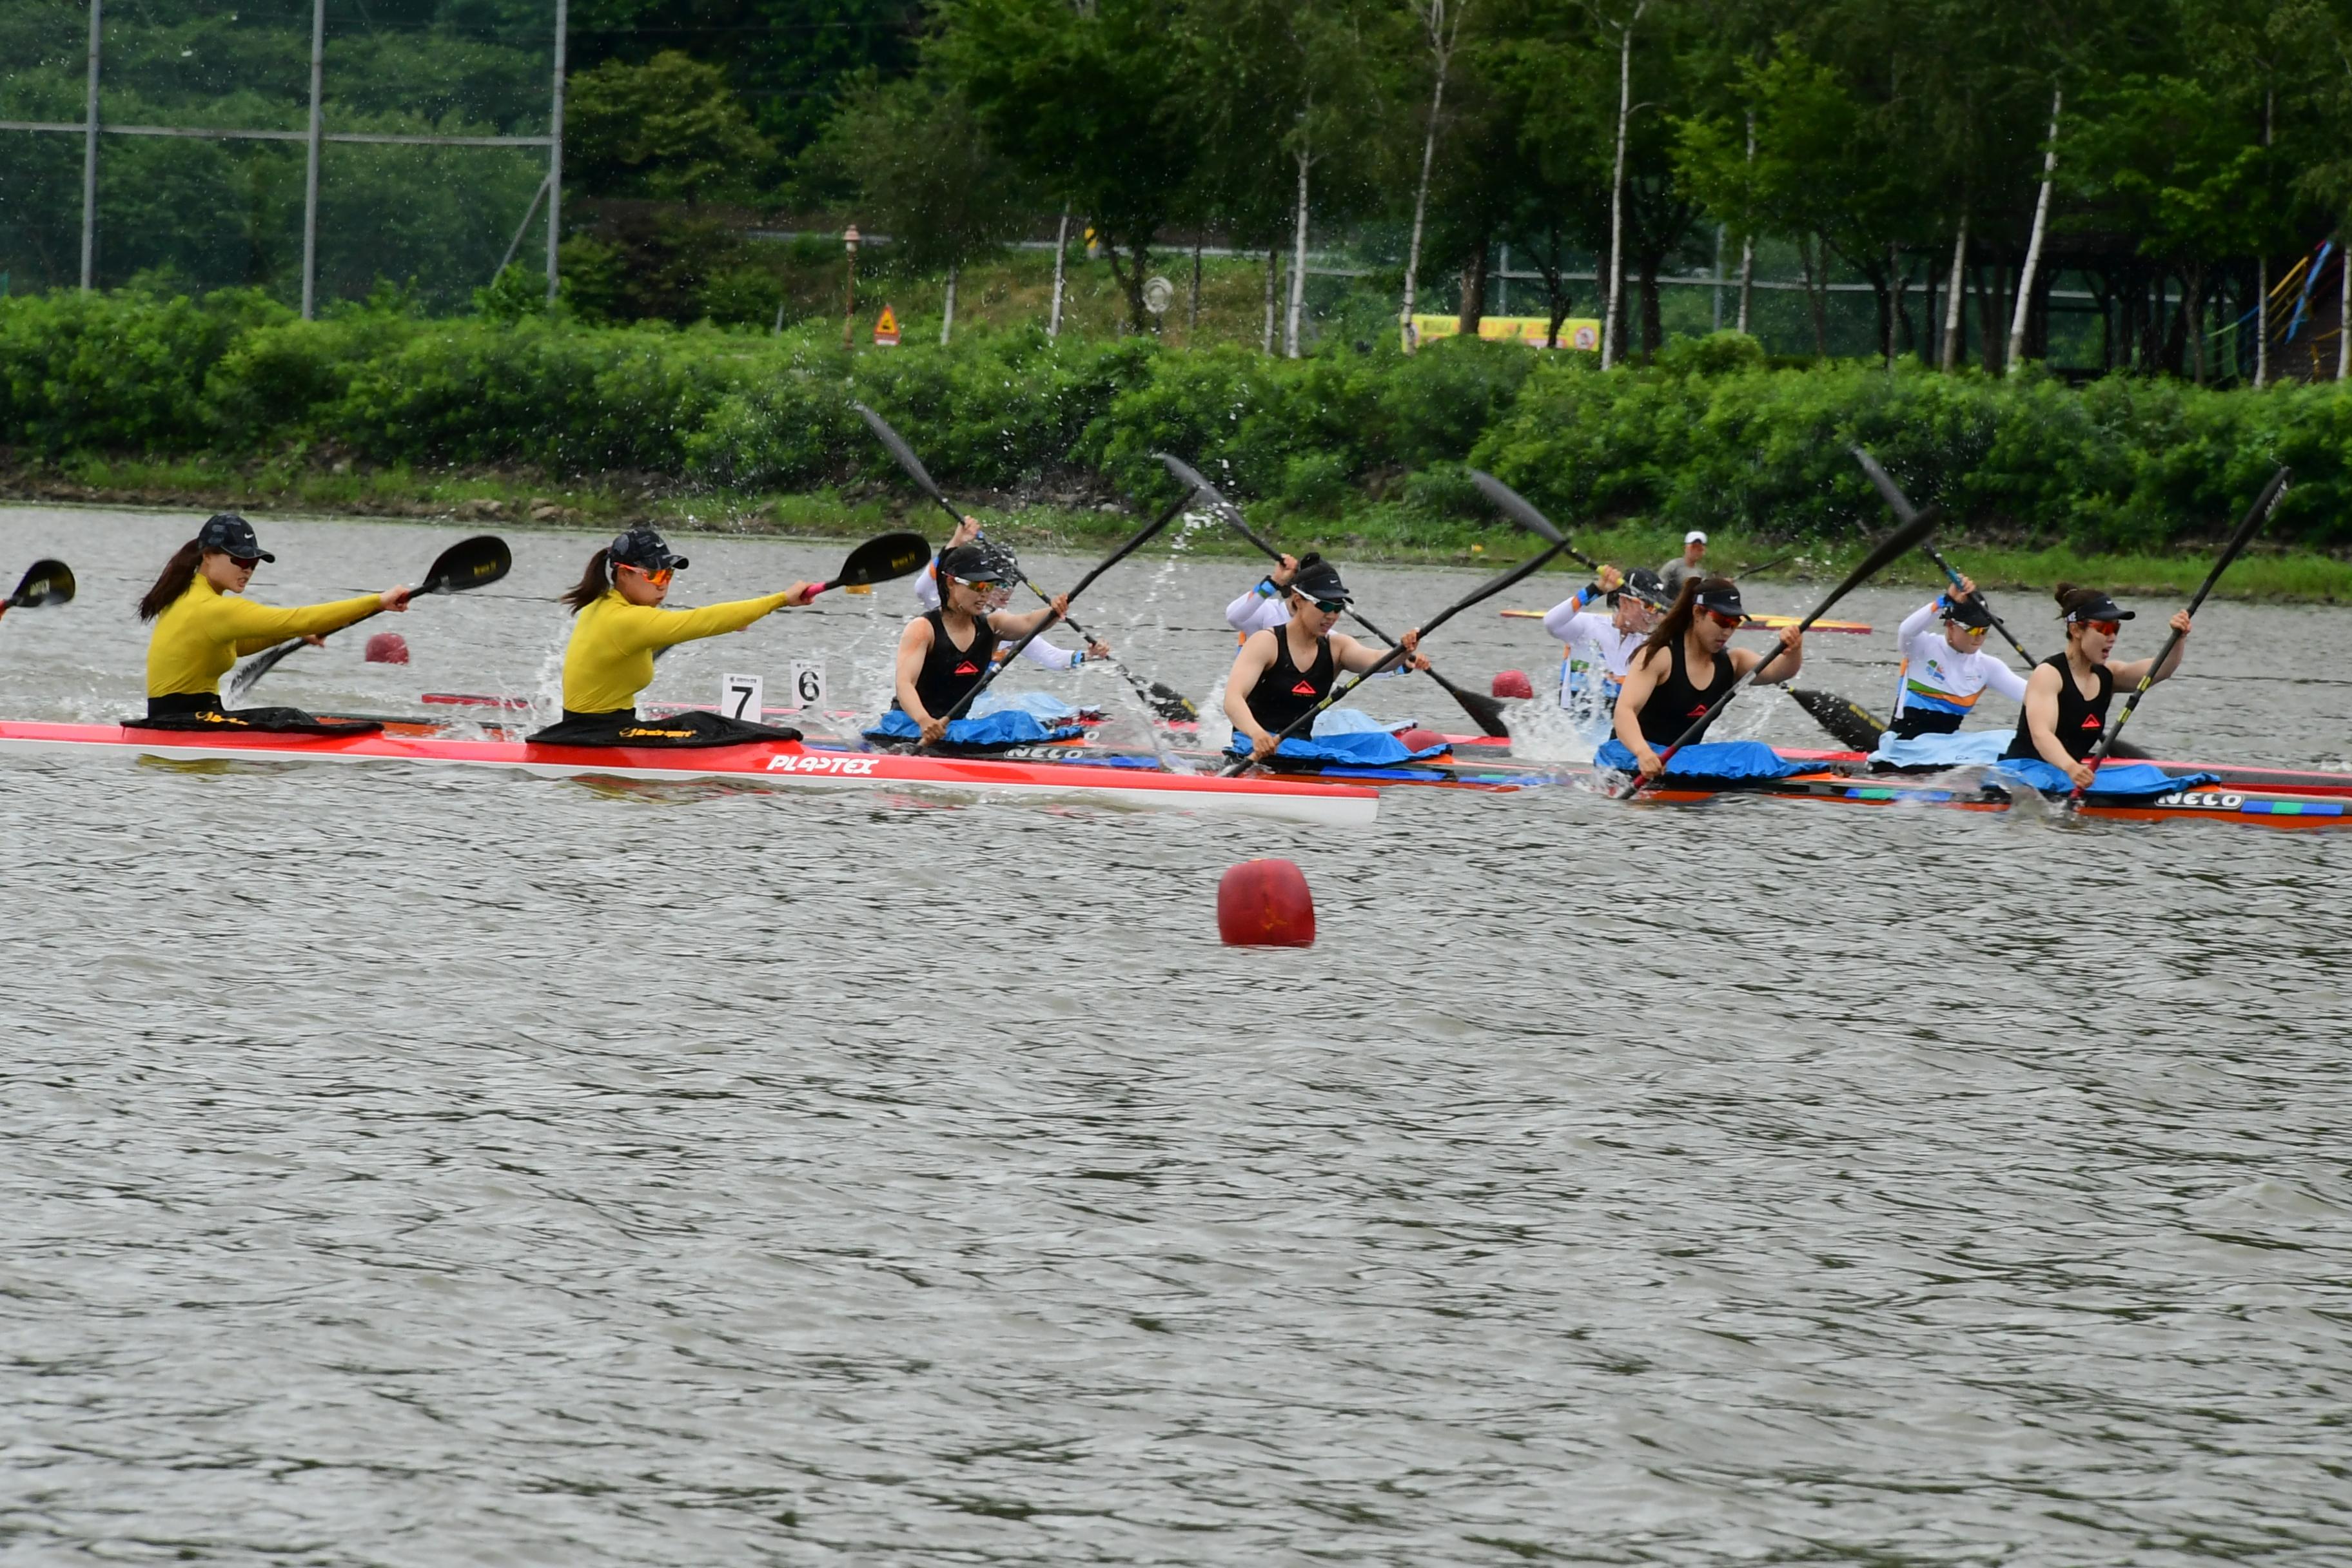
[
  {"xmin": 228, "ymin": 534, "xmax": 512, "ymax": 700},
  {"xmin": 0, "ymin": 558, "xmax": 75, "ymax": 616},
  {"xmin": 850, "ymin": 400, "xmax": 1197, "ymax": 723},
  {"xmin": 1618, "ymin": 509, "xmax": 1937, "ymax": 798},
  {"xmin": 2073, "ymin": 465, "xmax": 2289, "ymax": 799},
  {"xmin": 928, "ymin": 482, "xmax": 1201, "ymax": 738},
  {"xmin": 1465, "ymin": 471, "xmax": 1602, "ymax": 570},
  {"xmin": 811, "ymin": 531, "xmax": 932, "ymax": 594},
  {"xmin": 1221, "ymin": 539, "xmax": 1574, "ymax": 776},
  {"xmin": 1154, "ymin": 454, "xmax": 1511, "ymax": 738},
  {"xmin": 1788, "ymin": 687, "xmax": 1886, "ymax": 752},
  {"xmin": 1851, "ymin": 447, "xmax": 2035, "ymax": 667}
]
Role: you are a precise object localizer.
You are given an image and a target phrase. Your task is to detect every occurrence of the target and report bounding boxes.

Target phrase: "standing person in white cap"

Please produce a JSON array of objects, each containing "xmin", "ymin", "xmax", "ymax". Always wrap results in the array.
[{"xmin": 1660, "ymin": 531, "xmax": 1709, "ymax": 595}]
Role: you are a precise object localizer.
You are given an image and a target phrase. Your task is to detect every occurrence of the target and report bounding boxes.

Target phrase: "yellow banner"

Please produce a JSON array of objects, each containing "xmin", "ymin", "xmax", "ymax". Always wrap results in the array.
[{"xmin": 1410, "ymin": 314, "xmax": 1598, "ymax": 351}]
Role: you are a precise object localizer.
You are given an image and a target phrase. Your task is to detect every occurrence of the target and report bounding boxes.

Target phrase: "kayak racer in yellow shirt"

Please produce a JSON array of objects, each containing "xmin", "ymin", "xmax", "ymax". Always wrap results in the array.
[
  {"xmin": 132, "ymin": 513, "xmax": 409, "ymax": 732},
  {"xmin": 527, "ymin": 525, "xmax": 820, "ymax": 747}
]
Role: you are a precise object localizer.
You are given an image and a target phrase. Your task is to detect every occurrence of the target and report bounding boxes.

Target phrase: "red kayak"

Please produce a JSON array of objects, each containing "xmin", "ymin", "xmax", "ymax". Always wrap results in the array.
[{"xmin": 0, "ymin": 720, "xmax": 1380, "ymax": 826}]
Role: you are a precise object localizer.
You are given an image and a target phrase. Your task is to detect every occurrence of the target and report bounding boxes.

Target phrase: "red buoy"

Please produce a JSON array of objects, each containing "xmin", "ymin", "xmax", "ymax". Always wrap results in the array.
[
  {"xmin": 1397, "ymin": 727, "xmax": 1448, "ymax": 753},
  {"xmin": 364, "ymin": 632, "xmax": 411, "ymax": 665},
  {"xmin": 1217, "ymin": 858, "xmax": 1315, "ymax": 947},
  {"xmin": 1491, "ymin": 669, "xmax": 1533, "ymax": 699}
]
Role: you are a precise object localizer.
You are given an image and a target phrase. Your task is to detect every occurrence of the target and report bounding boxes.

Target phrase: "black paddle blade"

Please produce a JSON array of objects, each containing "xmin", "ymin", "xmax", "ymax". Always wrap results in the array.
[
  {"xmin": 1852, "ymin": 446, "xmax": 1923, "ymax": 523},
  {"xmin": 852, "ymin": 402, "xmax": 951, "ymax": 507},
  {"xmin": 1469, "ymin": 470, "xmax": 1567, "ymax": 545},
  {"xmin": 1788, "ymin": 688, "xmax": 1886, "ymax": 751},
  {"xmin": 1432, "ymin": 674, "xmax": 1511, "ymax": 738},
  {"xmin": 1820, "ymin": 511, "xmax": 1939, "ymax": 618},
  {"xmin": 1147, "ymin": 681, "xmax": 1199, "ymax": 723},
  {"xmin": 420, "ymin": 534, "xmax": 512, "ymax": 595},
  {"xmin": 8, "ymin": 558, "xmax": 75, "ymax": 609},
  {"xmin": 830, "ymin": 531, "xmax": 932, "ymax": 589}
]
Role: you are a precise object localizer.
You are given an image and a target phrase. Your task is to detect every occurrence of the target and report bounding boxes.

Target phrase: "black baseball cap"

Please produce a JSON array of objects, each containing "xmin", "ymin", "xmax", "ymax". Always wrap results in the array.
[
  {"xmin": 197, "ymin": 513, "xmax": 274, "ymax": 563},
  {"xmin": 1692, "ymin": 580, "xmax": 1745, "ymax": 618},
  {"xmin": 938, "ymin": 541, "xmax": 1014, "ymax": 584},
  {"xmin": 2063, "ymin": 592, "xmax": 2134, "ymax": 622},
  {"xmin": 609, "ymin": 526, "xmax": 687, "ymax": 574},
  {"xmin": 1290, "ymin": 555, "xmax": 1351, "ymax": 605},
  {"xmin": 1615, "ymin": 566, "xmax": 1670, "ymax": 609},
  {"xmin": 1940, "ymin": 593, "xmax": 1994, "ymax": 629}
]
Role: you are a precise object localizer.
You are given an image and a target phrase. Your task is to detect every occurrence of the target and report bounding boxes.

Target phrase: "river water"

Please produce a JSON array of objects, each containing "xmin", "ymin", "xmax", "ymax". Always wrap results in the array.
[{"xmin": 5, "ymin": 505, "xmax": 2349, "ymax": 1565}]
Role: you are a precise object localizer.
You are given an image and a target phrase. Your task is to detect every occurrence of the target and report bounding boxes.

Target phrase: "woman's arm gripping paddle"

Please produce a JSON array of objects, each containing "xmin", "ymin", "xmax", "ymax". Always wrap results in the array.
[
  {"xmin": 1616, "ymin": 510, "xmax": 1937, "ymax": 798},
  {"xmin": 852, "ymin": 402, "xmax": 1198, "ymax": 723},
  {"xmin": 1160, "ymin": 453, "xmax": 1516, "ymax": 738},
  {"xmin": 2072, "ymin": 466, "xmax": 2288, "ymax": 799},
  {"xmin": 1220, "ymin": 540, "xmax": 1573, "ymax": 776},
  {"xmin": 229, "ymin": 534, "xmax": 511, "ymax": 700}
]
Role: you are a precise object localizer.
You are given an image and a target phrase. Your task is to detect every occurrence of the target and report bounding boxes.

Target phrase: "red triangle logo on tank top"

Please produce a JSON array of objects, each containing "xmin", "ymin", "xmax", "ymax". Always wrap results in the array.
[
  {"xmin": 2080, "ymin": 714, "xmax": 2101, "ymax": 729},
  {"xmin": 1291, "ymin": 680, "xmax": 1317, "ymax": 695},
  {"xmin": 1687, "ymin": 703, "xmax": 1709, "ymax": 716},
  {"xmin": 954, "ymin": 660, "xmax": 981, "ymax": 676}
]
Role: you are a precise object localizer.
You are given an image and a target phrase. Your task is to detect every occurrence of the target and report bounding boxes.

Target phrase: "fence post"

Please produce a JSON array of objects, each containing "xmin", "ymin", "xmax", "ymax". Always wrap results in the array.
[
  {"xmin": 80, "ymin": 0, "xmax": 101, "ymax": 291},
  {"xmin": 545, "ymin": 0, "xmax": 567, "ymax": 303},
  {"xmin": 300, "ymin": 0, "xmax": 325, "ymax": 318}
]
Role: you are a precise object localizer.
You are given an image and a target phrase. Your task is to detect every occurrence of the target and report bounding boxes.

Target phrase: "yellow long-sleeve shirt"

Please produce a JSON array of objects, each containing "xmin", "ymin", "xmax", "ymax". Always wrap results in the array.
[
  {"xmin": 146, "ymin": 576, "xmax": 383, "ymax": 698},
  {"xmin": 561, "ymin": 588, "xmax": 795, "ymax": 712}
]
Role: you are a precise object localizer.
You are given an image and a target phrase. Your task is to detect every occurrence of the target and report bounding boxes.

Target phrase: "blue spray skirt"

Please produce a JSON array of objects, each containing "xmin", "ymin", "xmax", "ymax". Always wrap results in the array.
[
  {"xmin": 1869, "ymin": 730, "xmax": 2012, "ymax": 769},
  {"xmin": 1228, "ymin": 729, "xmax": 1453, "ymax": 768},
  {"xmin": 1989, "ymin": 759, "xmax": 2219, "ymax": 799},
  {"xmin": 1594, "ymin": 738, "xmax": 1808, "ymax": 782},
  {"xmin": 865, "ymin": 708, "xmax": 1085, "ymax": 748}
]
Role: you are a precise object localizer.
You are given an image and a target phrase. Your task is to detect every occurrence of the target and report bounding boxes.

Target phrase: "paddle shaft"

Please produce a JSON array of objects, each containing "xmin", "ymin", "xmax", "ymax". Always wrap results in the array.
[
  {"xmin": 1202, "ymin": 480, "xmax": 1509, "ymax": 737},
  {"xmin": 930, "ymin": 487, "xmax": 1196, "ymax": 731},
  {"xmin": 1222, "ymin": 540, "xmax": 1573, "ymax": 775},
  {"xmin": 1619, "ymin": 511, "xmax": 1936, "ymax": 798},
  {"xmin": 1464, "ymin": 471, "xmax": 1600, "ymax": 569},
  {"xmin": 2075, "ymin": 466, "xmax": 2289, "ymax": 790},
  {"xmin": 1917, "ymin": 537, "xmax": 2035, "ymax": 667}
]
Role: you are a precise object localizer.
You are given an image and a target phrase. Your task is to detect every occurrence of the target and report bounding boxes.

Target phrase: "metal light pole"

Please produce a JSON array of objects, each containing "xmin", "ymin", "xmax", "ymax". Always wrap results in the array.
[
  {"xmin": 79, "ymin": 0, "xmax": 101, "ymax": 291},
  {"xmin": 842, "ymin": 225, "xmax": 860, "ymax": 349},
  {"xmin": 299, "ymin": 0, "xmax": 325, "ymax": 318},
  {"xmin": 546, "ymin": 0, "xmax": 567, "ymax": 303}
]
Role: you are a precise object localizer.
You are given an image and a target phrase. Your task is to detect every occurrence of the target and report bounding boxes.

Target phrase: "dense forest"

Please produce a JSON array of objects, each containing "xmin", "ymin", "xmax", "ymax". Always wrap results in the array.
[{"xmin": 6, "ymin": 0, "xmax": 2352, "ymax": 382}]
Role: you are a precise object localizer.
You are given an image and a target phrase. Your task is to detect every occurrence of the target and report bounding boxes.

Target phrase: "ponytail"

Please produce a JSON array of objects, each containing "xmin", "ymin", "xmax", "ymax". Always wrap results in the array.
[
  {"xmin": 2054, "ymin": 581, "xmax": 2103, "ymax": 640},
  {"xmin": 560, "ymin": 547, "xmax": 611, "ymax": 613},
  {"xmin": 137, "ymin": 538, "xmax": 206, "ymax": 622}
]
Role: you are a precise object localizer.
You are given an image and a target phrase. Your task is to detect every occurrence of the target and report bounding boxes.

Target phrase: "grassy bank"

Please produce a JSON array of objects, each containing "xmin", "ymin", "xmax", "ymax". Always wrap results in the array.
[{"xmin": 12, "ymin": 454, "xmax": 2349, "ymax": 603}]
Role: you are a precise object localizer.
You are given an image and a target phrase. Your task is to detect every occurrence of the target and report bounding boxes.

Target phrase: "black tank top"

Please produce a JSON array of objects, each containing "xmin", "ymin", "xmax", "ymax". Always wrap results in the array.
[
  {"xmin": 909, "ymin": 609, "xmax": 998, "ymax": 719},
  {"xmin": 1244, "ymin": 627, "xmax": 1337, "ymax": 736},
  {"xmin": 1638, "ymin": 634, "xmax": 1737, "ymax": 745},
  {"xmin": 2006, "ymin": 654, "xmax": 2112, "ymax": 761}
]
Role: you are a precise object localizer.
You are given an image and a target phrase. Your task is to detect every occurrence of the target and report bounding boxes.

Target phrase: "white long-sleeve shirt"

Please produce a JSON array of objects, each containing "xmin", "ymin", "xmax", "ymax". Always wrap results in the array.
[
  {"xmin": 916, "ymin": 557, "xmax": 1088, "ymax": 671},
  {"xmin": 1225, "ymin": 577, "xmax": 1289, "ymax": 636},
  {"xmin": 1890, "ymin": 598, "xmax": 2027, "ymax": 724},
  {"xmin": 1542, "ymin": 585, "xmax": 1643, "ymax": 714}
]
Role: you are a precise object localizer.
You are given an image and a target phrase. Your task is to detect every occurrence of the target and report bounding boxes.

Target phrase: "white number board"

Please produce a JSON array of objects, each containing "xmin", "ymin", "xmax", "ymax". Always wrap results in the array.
[
  {"xmin": 721, "ymin": 672, "xmax": 764, "ymax": 722},
  {"xmin": 790, "ymin": 660, "xmax": 827, "ymax": 709}
]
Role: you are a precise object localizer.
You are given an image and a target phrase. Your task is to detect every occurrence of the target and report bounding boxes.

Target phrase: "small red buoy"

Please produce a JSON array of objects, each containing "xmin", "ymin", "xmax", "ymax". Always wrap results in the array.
[
  {"xmin": 1397, "ymin": 727, "xmax": 1448, "ymax": 752},
  {"xmin": 1217, "ymin": 858, "xmax": 1315, "ymax": 948},
  {"xmin": 364, "ymin": 632, "xmax": 411, "ymax": 665},
  {"xmin": 1491, "ymin": 669, "xmax": 1533, "ymax": 699}
]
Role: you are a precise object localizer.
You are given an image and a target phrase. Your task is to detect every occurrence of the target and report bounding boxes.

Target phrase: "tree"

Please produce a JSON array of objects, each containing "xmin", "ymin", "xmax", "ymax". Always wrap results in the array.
[
  {"xmin": 801, "ymin": 74, "xmax": 1032, "ymax": 342},
  {"xmin": 567, "ymin": 51, "xmax": 777, "ymax": 205},
  {"xmin": 938, "ymin": 0, "xmax": 1204, "ymax": 330},
  {"xmin": 1396, "ymin": 0, "xmax": 1478, "ymax": 349}
]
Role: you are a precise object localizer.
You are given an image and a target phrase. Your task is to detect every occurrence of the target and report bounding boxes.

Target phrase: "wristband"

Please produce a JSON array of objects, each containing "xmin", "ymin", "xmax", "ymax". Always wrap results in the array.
[{"xmin": 1254, "ymin": 576, "xmax": 1279, "ymax": 598}]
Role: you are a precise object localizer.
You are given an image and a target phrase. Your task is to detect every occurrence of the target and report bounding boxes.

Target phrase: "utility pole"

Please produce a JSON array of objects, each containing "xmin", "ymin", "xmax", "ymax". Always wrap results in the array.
[
  {"xmin": 300, "ymin": 0, "xmax": 325, "ymax": 318},
  {"xmin": 80, "ymin": 0, "xmax": 101, "ymax": 291}
]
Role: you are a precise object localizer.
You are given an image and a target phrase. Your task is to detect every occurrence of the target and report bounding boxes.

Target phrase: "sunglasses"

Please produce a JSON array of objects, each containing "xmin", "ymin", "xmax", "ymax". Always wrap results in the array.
[
  {"xmin": 1699, "ymin": 607, "xmax": 1744, "ymax": 630},
  {"xmin": 2079, "ymin": 618, "xmax": 2121, "ymax": 636},
  {"xmin": 1302, "ymin": 596, "xmax": 1347, "ymax": 614},
  {"xmin": 626, "ymin": 565, "xmax": 674, "ymax": 588}
]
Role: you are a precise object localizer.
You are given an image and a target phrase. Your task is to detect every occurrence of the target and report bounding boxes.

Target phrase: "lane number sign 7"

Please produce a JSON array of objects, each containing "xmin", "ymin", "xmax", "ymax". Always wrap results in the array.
[{"xmin": 722, "ymin": 672, "xmax": 764, "ymax": 721}]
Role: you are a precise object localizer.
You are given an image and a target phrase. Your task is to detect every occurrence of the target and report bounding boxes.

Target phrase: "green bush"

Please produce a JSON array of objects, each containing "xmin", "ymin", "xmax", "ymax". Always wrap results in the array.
[{"xmin": 6, "ymin": 286, "xmax": 2351, "ymax": 552}]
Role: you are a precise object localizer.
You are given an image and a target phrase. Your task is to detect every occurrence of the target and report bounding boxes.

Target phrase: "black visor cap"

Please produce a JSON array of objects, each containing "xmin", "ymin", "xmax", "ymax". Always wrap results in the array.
[{"xmin": 610, "ymin": 527, "xmax": 688, "ymax": 574}]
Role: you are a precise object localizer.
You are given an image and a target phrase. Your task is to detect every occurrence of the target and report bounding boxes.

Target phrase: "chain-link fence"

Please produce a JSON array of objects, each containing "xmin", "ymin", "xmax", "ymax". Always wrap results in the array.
[{"xmin": 0, "ymin": 0, "xmax": 562, "ymax": 313}]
